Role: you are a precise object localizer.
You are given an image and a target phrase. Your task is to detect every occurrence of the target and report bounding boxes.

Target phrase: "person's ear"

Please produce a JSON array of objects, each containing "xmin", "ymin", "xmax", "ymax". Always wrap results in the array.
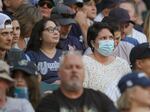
[{"xmin": 136, "ymin": 60, "xmax": 143, "ymax": 69}]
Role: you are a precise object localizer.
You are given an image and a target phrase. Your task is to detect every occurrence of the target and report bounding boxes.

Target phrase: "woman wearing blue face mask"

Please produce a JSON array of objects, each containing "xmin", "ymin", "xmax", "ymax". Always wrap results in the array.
[
  {"xmin": 83, "ymin": 22, "xmax": 131, "ymax": 103},
  {"xmin": 9, "ymin": 60, "xmax": 41, "ymax": 109}
]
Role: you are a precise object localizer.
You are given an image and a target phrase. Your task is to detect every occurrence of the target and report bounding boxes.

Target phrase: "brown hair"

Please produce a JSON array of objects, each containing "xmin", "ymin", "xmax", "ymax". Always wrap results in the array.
[
  {"xmin": 13, "ymin": 4, "xmax": 42, "ymax": 38},
  {"xmin": 144, "ymin": 11, "xmax": 150, "ymax": 42}
]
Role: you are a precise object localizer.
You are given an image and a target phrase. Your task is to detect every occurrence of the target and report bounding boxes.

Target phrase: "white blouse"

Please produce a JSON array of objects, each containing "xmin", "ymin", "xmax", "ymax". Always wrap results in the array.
[{"xmin": 83, "ymin": 55, "xmax": 131, "ymax": 103}]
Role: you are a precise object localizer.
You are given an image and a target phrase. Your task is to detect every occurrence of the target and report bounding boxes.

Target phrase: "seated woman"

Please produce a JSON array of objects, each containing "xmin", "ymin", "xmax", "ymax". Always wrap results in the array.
[
  {"xmin": 10, "ymin": 59, "xmax": 41, "ymax": 109},
  {"xmin": 83, "ymin": 22, "xmax": 131, "ymax": 103},
  {"xmin": 25, "ymin": 18, "xmax": 62, "ymax": 84}
]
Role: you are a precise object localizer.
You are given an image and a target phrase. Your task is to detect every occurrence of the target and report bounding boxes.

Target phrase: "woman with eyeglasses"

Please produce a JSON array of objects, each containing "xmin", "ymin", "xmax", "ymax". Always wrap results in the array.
[
  {"xmin": 37, "ymin": 0, "xmax": 55, "ymax": 18},
  {"xmin": 25, "ymin": 18, "xmax": 62, "ymax": 84}
]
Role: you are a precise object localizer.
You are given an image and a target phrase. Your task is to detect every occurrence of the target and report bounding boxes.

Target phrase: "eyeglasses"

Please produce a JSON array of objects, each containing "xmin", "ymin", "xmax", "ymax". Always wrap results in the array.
[
  {"xmin": 44, "ymin": 26, "xmax": 60, "ymax": 33},
  {"xmin": 38, "ymin": 1, "xmax": 54, "ymax": 9}
]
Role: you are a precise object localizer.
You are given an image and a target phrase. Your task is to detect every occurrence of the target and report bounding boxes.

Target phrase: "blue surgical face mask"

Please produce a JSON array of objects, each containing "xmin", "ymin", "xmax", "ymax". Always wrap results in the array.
[
  {"xmin": 97, "ymin": 40, "xmax": 114, "ymax": 56},
  {"xmin": 14, "ymin": 87, "xmax": 29, "ymax": 100}
]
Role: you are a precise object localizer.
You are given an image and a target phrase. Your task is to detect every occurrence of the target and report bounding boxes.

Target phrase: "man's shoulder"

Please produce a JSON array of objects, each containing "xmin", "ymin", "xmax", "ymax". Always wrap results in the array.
[
  {"xmin": 41, "ymin": 89, "xmax": 61, "ymax": 101},
  {"xmin": 84, "ymin": 88, "xmax": 111, "ymax": 99}
]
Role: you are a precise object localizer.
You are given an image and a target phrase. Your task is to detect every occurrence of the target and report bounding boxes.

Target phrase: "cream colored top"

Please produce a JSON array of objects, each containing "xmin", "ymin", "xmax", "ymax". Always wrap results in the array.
[{"xmin": 83, "ymin": 55, "xmax": 131, "ymax": 103}]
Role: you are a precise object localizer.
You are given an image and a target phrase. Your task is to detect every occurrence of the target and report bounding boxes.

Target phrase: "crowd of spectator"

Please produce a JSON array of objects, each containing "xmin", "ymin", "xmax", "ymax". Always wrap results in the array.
[{"xmin": 0, "ymin": 0, "xmax": 150, "ymax": 111}]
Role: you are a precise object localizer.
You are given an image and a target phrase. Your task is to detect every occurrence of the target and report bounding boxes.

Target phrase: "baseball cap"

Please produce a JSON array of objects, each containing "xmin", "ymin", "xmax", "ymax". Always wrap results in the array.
[
  {"xmin": 11, "ymin": 60, "xmax": 39, "ymax": 75},
  {"xmin": 130, "ymin": 42, "xmax": 150, "ymax": 67},
  {"xmin": 0, "ymin": 13, "xmax": 12, "ymax": 29},
  {"xmin": 118, "ymin": 72, "xmax": 150, "ymax": 93},
  {"xmin": 0, "ymin": 60, "xmax": 14, "ymax": 82},
  {"xmin": 96, "ymin": 0, "xmax": 119, "ymax": 12},
  {"xmin": 63, "ymin": 0, "xmax": 83, "ymax": 7},
  {"xmin": 50, "ymin": 4, "xmax": 76, "ymax": 25},
  {"xmin": 109, "ymin": 7, "xmax": 134, "ymax": 24}
]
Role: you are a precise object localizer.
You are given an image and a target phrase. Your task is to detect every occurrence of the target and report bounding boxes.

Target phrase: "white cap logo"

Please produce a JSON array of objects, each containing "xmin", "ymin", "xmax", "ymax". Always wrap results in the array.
[{"xmin": 126, "ymin": 80, "xmax": 133, "ymax": 87}]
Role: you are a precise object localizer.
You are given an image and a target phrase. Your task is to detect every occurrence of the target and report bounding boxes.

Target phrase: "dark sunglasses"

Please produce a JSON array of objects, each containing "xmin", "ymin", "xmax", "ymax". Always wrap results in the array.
[{"xmin": 38, "ymin": 1, "xmax": 54, "ymax": 9}]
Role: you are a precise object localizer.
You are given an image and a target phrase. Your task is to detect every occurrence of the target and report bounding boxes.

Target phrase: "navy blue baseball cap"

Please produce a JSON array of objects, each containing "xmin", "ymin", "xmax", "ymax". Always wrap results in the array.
[
  {"xmin": 11, "ymin": 60, "xmax": 39, "ymax": 75},
  {"xmin": 118, "ymin": 72, "xmax": 150, "ymax": 93},
  {"xmin": 50, "ymin": 4, "xmax": 76, "ymax": 25},
  {"xmin": 109, "ymin": 7, "xmax": 134, "ymax": 24},
  {"xmin": 63, "ymin": 0, "xmax": 83, "ymax": 7},
  {"xmin": 130, "ymin": 42, "xmax": 150, "ymax": 67}
]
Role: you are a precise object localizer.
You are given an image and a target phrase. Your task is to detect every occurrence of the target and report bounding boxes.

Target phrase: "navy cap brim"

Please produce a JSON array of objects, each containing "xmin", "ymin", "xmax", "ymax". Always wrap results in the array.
[
  {"xmin": 56, "ymin": 18, "xmax": 76, "ymax": 25},
  {"xmin": 11, "ymin": 67, "xmax": 34, "ymax": 75}
]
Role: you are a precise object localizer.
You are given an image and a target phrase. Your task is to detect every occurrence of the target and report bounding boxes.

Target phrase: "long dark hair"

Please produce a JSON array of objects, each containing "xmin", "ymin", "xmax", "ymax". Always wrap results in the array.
[
  {"xmin": 10, "ymin": 71, "xmax": 41, "ymax": 109},
  {"xmin": 25, "ymin": 18, "xmax": 56, "ymax": 52}
]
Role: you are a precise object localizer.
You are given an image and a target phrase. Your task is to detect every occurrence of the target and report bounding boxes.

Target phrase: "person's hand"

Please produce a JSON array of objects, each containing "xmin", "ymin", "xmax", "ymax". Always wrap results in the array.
[{"xmin": 75, "ymin": 10, "xmax": 88, "ymax": 25}]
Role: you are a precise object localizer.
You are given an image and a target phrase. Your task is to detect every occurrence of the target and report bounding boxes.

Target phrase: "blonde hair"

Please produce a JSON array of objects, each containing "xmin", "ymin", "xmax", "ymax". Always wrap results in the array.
[
  {"xmin": 117, "ymin": 87, "xmax": 136, "ymax": 111},
  {"xmin": 144, "ymin": 11, "xmax": 150, "ymax": 42}
]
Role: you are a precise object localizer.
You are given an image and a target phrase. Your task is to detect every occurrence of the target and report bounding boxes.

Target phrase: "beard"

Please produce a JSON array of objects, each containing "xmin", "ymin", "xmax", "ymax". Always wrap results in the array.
[{"xmin": 62, "ymin": 76, "xmax": 83, "ymax": 92}]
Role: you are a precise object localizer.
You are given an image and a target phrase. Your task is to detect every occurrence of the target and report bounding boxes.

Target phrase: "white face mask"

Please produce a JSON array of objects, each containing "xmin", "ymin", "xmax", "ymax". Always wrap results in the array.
[{"xmin": 96, "ymin": 40, "xmax": 114, "ymax": 56}]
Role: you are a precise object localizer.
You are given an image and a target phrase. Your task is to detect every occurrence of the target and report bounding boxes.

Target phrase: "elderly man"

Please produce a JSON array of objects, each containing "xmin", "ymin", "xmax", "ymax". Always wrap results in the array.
[
  {"xmin": 36, "ymin": 51, "xmax": 117, "ymax": 112},
  {"xmin": 0, "ymin": 60, "xmax": 34, "ymax": 112},
  {"xmin": 0, "ymin": 13, "xmax": 13, "ymax": 60}
]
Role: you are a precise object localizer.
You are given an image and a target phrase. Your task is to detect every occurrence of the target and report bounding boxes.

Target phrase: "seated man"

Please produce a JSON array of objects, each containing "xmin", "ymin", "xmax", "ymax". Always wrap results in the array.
[
  {"xmin": 50, "ymin": 4, "xmax": 86, "ymax": 52},
  {"xmin": 36, "ymin": 51, "xmax": 118, "ymax": 112}
]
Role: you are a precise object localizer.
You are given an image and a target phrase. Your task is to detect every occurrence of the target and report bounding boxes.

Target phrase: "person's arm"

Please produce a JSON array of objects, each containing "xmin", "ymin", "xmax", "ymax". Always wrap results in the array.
[
  {"xmin": 75, "ymin": 10, "xmax": 90, "ymax": 48},
  {"xmin": 97, "ymin": 91, "xmax": 119, "ymax": 112}
]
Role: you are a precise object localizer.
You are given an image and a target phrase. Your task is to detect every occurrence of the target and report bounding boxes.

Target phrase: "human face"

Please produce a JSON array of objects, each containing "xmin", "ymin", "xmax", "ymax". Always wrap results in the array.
[
  {"xmin": 114, "ymin": 31, "xmax": 121, "ymax": 46},
  {"xmin": 12, "ymin": 20, "xmax": 20, "ymax": 44},
  {"xmin": 131, "ymin": 86, "xmax": 150, "ymax": 107},
  {"xmin": 42, "ymin": 20, "xmax": 60, "ymax": 46},
  {"xmin": 120, "ymin": 22, "xmax": 132, "ymax": 39},
  {"xmin": 119, "ymin": 3, "xmax": 136, "ymax": 22},
  {"xmin": 38, "ymin": 1, "xmax": 53, "ymax": 18},
  {"xmin": 13, "ymin": 71, "xmax": 27, "ymax": 87},
  {"xmin": 60, "ymin": 25, "xmax": 72, "ymax": 39},
  {"xmin": 58, "ymin": 54, "xmax": 85, "ymax": 92},
  {"xmin": 82, "ymin": 0, "xmax": 97, "ymax": 20},
  {"xmin": 137, "ymin": 58, "xmax": 150, "ymax": 77},
  {"xmin": 0, "ymin": 28, "xmax": 13, "ymax": 50},
  {"xmin": 93, "ymin": 28, "xmax": 114, "ymax": 49}
]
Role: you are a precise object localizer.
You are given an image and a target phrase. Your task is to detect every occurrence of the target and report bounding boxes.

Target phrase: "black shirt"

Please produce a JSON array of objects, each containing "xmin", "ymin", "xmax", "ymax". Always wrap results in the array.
[{"xmin": 36, "ymin": 88, "xmax": 118, "ymax": 112}]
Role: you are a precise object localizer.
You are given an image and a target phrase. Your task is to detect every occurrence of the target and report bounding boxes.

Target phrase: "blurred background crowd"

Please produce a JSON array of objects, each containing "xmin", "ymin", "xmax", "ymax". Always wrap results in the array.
[{"xmin": 0, "ymin": 0, "xmax": 150, "ymax": 111}]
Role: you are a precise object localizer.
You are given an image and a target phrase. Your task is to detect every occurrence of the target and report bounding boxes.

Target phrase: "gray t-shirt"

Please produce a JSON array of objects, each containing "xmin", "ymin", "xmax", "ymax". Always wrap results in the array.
[{"xmin": 0, "ymin": 97, "xmax": 34, "ymax": 112}]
